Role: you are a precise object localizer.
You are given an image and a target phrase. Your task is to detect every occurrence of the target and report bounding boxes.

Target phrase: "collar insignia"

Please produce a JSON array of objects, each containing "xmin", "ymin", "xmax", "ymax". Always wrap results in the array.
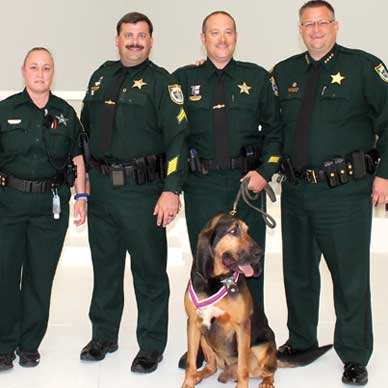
[
  {"xmin": 331, "ymin": 72, "xmax": 345, "ymax": 85},
  {"xmin": 238, "ymin": 82, "xmax": 252, "ymax": 95},
  {"xmin": 56, "ymin": 113, "xmax": 68, "ymax": 126},
  {"xmin": 133, "ymin": 78, "xmax": 147, "ymax": 90},
  {"xmin": 324, "ymin": 52, "xmax": 335, "ymax": 64}
]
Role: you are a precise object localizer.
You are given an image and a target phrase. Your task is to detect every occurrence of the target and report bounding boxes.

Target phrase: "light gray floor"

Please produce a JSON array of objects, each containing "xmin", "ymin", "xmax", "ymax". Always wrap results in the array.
[{"xmin": 1, "ymin": 199, "xmax": 387, "ymax": 388}]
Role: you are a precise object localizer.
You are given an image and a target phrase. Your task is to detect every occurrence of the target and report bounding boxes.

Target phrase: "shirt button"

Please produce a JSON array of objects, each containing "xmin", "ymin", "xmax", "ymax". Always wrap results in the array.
[{"xmin": 35, "ymin": 138, "xmax": 40, "ymax": 142}]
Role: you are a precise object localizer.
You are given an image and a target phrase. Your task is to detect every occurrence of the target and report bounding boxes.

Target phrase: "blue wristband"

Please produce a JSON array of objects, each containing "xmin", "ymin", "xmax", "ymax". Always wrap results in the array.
[{"xmin": 74, "ymin": 193, "xmax": 89, "ymax": 200}]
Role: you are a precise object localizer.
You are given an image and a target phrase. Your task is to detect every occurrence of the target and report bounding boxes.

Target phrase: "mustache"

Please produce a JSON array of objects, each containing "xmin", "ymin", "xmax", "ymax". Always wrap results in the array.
[{"xmin": 125, "ymin": 44, "xmax": 144, "ymax": 50}]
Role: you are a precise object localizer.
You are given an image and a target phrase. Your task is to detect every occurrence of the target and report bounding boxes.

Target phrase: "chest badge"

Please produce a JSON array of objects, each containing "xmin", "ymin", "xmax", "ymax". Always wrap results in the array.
[
  {"xmin": 133, "ymin": 78, "xmax": 147, "ymax": 90},
  {"xmin": 56, "ymin": 113, "xmax": 68, "ymax": 126},
  {"xmin": 238, "ymin": 81, "xmax": 252, "ymax": 95},
  {"xmin": 331, "ymin": 72, "xmax": 345, "ymax": 85},
  {"xmin": 189, "ymin": 85, "xmax": 202, "ymax": 101}
]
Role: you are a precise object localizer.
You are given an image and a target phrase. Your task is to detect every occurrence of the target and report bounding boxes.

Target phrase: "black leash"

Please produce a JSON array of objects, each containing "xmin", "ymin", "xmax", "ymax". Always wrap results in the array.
[{"xmin": 230, "ymin": 180, "xmax": 277, "ymax": 229}]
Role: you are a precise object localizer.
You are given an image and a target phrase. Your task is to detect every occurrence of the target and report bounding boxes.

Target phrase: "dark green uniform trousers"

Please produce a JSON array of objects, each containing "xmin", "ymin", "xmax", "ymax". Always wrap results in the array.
[
  {"xmin": 184, "ymin": 170, "xmax": 266, "ymax": 305},
  {"xmin": 281, "ymin": 177, "xmax": 373, "ymax": 365},
  {"xmin": 0, "ymin": 186, "xmax": 69, "ymax": 354},
  {"xmin": 87, "ymin": 169, "xmax": 170, "ymax": 353}
]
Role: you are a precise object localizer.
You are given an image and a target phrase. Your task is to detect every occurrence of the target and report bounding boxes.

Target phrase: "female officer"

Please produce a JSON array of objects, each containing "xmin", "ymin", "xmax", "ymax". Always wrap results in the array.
[{"xmin": 0, "ymin": 47, "xmax": 87, "ymax": 371}]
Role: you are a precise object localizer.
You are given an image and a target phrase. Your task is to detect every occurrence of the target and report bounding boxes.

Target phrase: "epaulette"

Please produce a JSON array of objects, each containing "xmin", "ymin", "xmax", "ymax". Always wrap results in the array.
[
  {"xmin": 148, "ymin": 61, "xmax": 169, "ymax": 74},
  {"xmin": 100, "ymin": 60, "xmax": 119, "ymax": 69},
  {"xmin": 337, "ymin": 45, "xmax": 382, "ymax": 65},
  {"xmin": 274, "ymin": 51, "xmax": 307, "ymax": 69},
  {"xmin": 174, "ymin": 63, "xmax": 205, "ymax": 75}
]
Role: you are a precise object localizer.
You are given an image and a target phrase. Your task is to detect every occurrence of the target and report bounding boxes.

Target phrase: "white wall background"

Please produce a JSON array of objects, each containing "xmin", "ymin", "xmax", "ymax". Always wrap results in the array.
[{"xmin": 1, "ymin": 0, "xmax": 387, "ymax": 93}]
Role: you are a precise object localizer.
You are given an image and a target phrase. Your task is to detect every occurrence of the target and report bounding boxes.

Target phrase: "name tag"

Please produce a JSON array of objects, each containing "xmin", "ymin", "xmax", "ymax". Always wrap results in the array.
[{"xmin": 7, "ymin": 119, "xmax": 22, "ymax": 124}]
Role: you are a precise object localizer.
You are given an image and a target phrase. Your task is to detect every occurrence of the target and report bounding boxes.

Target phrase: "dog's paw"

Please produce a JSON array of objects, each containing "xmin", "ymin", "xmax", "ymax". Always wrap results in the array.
[
  {"xmin": 218, "ymin": 370, "xmax": 235, "ymax": 383},
  {"xmin": 181, "ymin": 375, "xmax": 202, "ymax": 388},
  {"xmin": 259, "ymin": 376, "xmax": 275, "ymax": 388}
]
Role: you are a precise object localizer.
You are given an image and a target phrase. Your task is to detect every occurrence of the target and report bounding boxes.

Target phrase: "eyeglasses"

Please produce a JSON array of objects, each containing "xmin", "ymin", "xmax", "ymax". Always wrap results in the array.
[{"xmin": 301, "ymin": 19, "xmax": 335, "ymax": 29}]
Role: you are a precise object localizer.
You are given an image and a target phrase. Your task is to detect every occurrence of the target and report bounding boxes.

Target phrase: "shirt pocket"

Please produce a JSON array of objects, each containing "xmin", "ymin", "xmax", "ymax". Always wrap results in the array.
[
  {"xmin": 45, "ymin": 126, "xmax": 72, "ymax": 160},
  {"xmin": 0, "ymin": 120, "xmax": 29, "ymax": 154},
  {"xmin": 186, "ymin": 95, "xmax": 212, "ymax": 135},
  {"xmin": 117, "ymin": 92, "xmax": 148, "ymax": 128},
  {"xmin": 279, "ymin": 95, "xmax": 302, "ymax": 124},
  {"xmin": 228, "ymin": 95, "xmax": 258, "ymax": 132},
  {"xmin": 318, "ymin": 87, "xmax": 351, "ymax": 123}
]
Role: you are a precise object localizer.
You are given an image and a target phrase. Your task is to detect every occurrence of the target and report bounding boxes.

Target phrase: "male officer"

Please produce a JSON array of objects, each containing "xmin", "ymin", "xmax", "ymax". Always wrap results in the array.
[
  {"xmin": 272, "ymin": 1, "xmax": 388, "ymax": 385},
  {"xmin": 174, "ymin": 11, "xmax": 282, "ymax": 368},
  {"xmin": 80, "ymin": 12, "xmax": 188, "ymax": 373}
]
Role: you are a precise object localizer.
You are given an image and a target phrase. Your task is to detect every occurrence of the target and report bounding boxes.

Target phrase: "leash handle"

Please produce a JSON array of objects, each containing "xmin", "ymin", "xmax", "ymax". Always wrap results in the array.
[{"xmin": 229, "ymin": 179, "xmax": 277, "ymax": 229}]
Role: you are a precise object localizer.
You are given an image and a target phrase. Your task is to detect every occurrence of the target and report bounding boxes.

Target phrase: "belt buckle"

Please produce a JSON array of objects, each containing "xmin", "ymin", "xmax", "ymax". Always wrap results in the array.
[{"xmin": 305, "ymin": 169, "xmax": 318, "ymax": 184}]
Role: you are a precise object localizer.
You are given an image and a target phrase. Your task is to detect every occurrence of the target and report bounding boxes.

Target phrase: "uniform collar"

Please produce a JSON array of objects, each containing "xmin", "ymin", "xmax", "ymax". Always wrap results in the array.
[
  {"xmin": 304, "ymin": 43, "xmax": 338, "ymax": 71},
  {"xmin": 204, "ymin": 58, "xmax": 236, "ymax": 80},
  {"xmin": 116, "ymin": 58, "xmax": 150, "ymax": 76},
  {"xmin": 14, "ymin": 88, "xmax": 61, "ymax": 110}
]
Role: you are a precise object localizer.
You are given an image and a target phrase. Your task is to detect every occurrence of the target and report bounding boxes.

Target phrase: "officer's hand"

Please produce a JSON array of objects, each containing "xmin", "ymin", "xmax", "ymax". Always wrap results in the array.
[
  {"xmin": 195, "ymin": 58, "xmax": 206, "ymax": 66},
  {"xmin": 153, "ymin": 191, "xmax": 181, "ymax": 227},
  {"xmin": 73, "ymin": 198, "xmax": 87, "ymax": 226},
  {"xmin": 372, "ymin": 176, "xmax": 388, "ymax": 206},
  {"xmin": 241, "ymin": 171, "xmax": 267, "ymax": 193}
]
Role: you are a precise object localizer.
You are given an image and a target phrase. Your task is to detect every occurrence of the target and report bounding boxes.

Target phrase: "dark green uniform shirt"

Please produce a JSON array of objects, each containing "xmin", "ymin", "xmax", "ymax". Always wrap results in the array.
[
  {"xmin": 81, "ymin": 59, "xmax": 188, "ymax": 192},
  {"xmin": 0, "ymin": 89, "xmax": 82, "ymax": 180},
  {"xmin": 272, "ymin": 44, "xmax": 388, "ymax": 178},
  {"xmin": 174, "ymin": 59, "xmax": 282, "ymax": 181}
]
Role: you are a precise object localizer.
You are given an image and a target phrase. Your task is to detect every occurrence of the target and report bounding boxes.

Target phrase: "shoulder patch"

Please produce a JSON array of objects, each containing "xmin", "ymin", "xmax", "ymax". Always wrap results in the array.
[
  {"xmin": 375, "ymin": 63, "xmax": 388, "ymax": 83},
  {"xmin": 168, "ymin": 84, "xmax": 184, "ymax": 105},
  {"xmin": 269, "ymin": 76, "xmax": 279, "ymax": 96}
]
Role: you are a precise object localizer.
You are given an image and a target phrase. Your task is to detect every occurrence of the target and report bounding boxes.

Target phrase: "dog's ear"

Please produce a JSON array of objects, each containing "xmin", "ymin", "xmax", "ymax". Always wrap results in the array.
[{"xmin": 193, "ymin": 226, "xmax": 215, "ymax": 281}]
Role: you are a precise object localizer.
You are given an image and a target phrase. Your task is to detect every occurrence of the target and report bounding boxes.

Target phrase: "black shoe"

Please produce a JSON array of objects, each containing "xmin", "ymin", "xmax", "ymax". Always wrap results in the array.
[
  {"xmin": 0, "ymin": 352, "xmax": 16, "ymax": 371},
  {"xmin": 178, "ymin": 347, "xmax": 205, "ymax": 370},
  {"xmin": 16, "ymin": 349, "xmax": 40, "ymax": 368},
  {"xmin": 277, "ymin": 341, "xmax": 332, "ymax": 366},
  {"xmin": 131, "ymin": 350, "xmax": 163, "ymax": 373},
  {"xmin": 80, "ymin": 340, "xmax": 118, "ymax": 361},
  {"xmin": 342, "ymin": 363, "xmax": 368, "ymax": 385}
]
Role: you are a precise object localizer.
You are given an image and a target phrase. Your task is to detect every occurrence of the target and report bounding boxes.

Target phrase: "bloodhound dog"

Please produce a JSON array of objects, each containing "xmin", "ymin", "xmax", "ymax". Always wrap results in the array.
[
  {"xmin": 182, "ymin": 212, "xmax": 276, "ymax": 388},
  {"xmin": 182, "ymin": 212, "xmax": 331, "ymax": 388}
]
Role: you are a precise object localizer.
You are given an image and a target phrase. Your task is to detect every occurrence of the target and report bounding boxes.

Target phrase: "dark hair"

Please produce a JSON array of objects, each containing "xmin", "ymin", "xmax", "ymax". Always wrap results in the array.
[
  {"xmin": 202, "ymin": 10, "xmax": 236, "ymax": 33},
  {"xmin": 116, "ymin": 12, "xmax": 153, "ymax": 36},
  {"xmin": 299, "ymin": 0, "xmax": 335, "ymax": 18},
  {"xmin": 23, "ymin": 47, "xmax": 53, "ymax": 67}
]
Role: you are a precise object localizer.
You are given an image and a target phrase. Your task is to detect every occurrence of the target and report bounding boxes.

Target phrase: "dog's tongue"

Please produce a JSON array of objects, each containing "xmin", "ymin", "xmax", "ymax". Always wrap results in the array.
[{"xmin": 238, "ymin": 264, "xmax": 254, "ymax": 277}]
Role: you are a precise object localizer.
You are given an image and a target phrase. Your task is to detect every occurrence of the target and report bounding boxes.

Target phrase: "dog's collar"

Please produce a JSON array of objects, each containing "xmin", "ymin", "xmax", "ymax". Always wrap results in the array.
[{"xmin": 189, "ymin": 272, "xmax": 239, "ymax": 309}]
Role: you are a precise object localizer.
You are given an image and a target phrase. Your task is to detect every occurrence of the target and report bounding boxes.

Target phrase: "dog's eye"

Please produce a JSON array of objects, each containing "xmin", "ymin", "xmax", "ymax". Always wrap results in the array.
[{"xmin": 228, "ymin": 228, "xmax": 237, "ymax": 235}]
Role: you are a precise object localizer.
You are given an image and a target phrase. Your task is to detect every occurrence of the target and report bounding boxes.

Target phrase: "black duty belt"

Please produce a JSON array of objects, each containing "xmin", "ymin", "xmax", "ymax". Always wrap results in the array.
[
  {"xmin": 280, "ymin": 149, "xmax": 379, "ymax": 187},
  {"xmin": 200, "ymin": 158, "xmax": 243, "ymax": 171},
  {"xmin": 0, "ymin": 172, "xmax": 64, "ymax": 193},
  {"xmin": 90, "ymin": 153, "xmax": 166, "ymax": 186},
  {"xmin": 91, "ymin": 159, "xmax": 137, "ymax": 177}
]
